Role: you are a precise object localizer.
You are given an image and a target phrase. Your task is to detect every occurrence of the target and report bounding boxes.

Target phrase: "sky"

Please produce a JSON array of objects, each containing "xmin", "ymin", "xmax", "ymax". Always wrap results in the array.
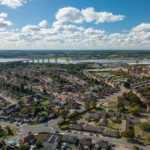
[{"xmin": 0, "ymin": 0, "xmax": 150, "ymax": 50}]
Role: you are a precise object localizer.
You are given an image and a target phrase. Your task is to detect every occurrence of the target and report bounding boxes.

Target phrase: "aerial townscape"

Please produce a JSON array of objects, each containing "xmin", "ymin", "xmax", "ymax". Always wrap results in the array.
[
  {"xmin": 0, "ymin": 50, "xmax": 148, "ymax": 150},
  {"xmin": 0, "ymin": 0, "xmax": 150, "ymax": 150}
]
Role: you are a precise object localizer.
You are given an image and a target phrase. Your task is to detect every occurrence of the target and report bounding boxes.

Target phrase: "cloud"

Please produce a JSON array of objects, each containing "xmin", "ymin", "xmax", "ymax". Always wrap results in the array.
[
  {"xmin": 55, "ymin": 7, "xmax": 125, "ymax": 25},
  {"xmin": 0, "ymin": 7, "xmax": 149, "ymax": 50},
  {"xmin": 0, "ymin": 12, "xmax": 7, "ymax": 18},
  {"xmin": 56, "ymin": 7, "xmax": 84, "ymax": 24},
  {"xmin": 38, "ymin": 20, "xmax": 48, "ymax": 27},
  {"xmin": 131, "ymin": 23, "xmax": 150, "ymax": 32},
  {"xmin": 0, "ymin": 22, "xmax": 149, "ymax": 50},
  {"xmin": 0, "ymin": 0, "xmax": 27, "ymax": 9},
  {"xmin": 82, "ymin": 7, "xmax": 125, "ymax": 24},
  {"xmin": 0, "ymin": 18, "xmax": 12, "ymax": 28},
  {"xmin": 22, "ymin": 25, "xmax": 40, "ymax": 32}
]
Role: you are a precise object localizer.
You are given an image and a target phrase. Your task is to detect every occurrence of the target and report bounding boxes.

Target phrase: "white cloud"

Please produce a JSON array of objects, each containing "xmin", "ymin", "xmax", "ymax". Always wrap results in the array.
[
  {"xmin": 22, "ymin": 25, "xmax": 40, "ymax": 32},
  {"xmin": 55, "ymin": 7, "xmax": 125, "ymax": 25},
  {"xmin": 0, "ymin": 18, "xmax": 12, "ymax": 28},
  {"xmin": 38, "ymin": 20, "xmax": 48, "ymax": 27},
  {"xmin": 0, "ymin": 0, "xmax": 27, "ymax": 9},
  {"xmin": 132, "ymin": 23, "xmax": 150, "ymax": 32},
  {"xmin": 0, "ymin": 22, "xmax": 149, "ymax": 50},
  {"xmin": 0, "ymin": 12, "xmax": 7, "ymax": 18},
  {"xmin": 0, "ymin": 6, "xmax": 149, "ymax": 50},
  {"xmin": 82, "ymin": 7, "xmax": 124, "ymax": 24},
  {"xmin": 56, "ymin": 7, "xmax": 84, "ymax": 24}
]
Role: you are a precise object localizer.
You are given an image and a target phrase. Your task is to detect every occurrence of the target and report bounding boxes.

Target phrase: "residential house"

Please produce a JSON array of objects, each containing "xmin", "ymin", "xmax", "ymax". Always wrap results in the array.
[
  {"xmin": 69, "ymin": 124, "xmax": 83, "ymax": 131},
  {"xmin": 103, "ymin": 130, "xmax": 120, "ymax": 138},
  {"xmin": 140, "ymin": 131, "xmax": 146, "ymax": 140},
  {"xmin": 99, "ymin": 118, "xmax": 108, "ymax": 126},
  {"xmin": 61, "ymin": 135, "xmax": 78, "ymax": 145},
  {"xmin": 121, "ymin": 119, "xmax": 129, "ymax": 133},
  {"xmin": 107, "ymin": 101, "xmax": 118, "ymax": 107},
  {"xmin": 83, "ymin": 124, "xmax": 104, "ymax": 134},
  {"xmin": 117, "ymin": 93, "xmax": 130, "ymax": 106},
  {"xmin": 79, "ymin": 138, "xmax": 92, "ymax": 150},
  {"xmin": 94, "ymin": 140, "xmax": 109, "ymax": 150},
  {"xmin": 19, "ymin": 134, "xmax": 36, "ymax": 145}
]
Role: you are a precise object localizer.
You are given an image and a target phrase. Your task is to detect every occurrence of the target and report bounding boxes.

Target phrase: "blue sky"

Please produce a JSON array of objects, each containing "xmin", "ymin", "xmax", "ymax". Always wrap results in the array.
[{"xmin": 0, "ymin": 0, "xmax": 150, "ymax": 50}]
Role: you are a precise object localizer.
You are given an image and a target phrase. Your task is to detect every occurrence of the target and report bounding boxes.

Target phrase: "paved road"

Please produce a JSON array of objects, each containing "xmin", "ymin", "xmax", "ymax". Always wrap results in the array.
[
  {"xmin": 0, "ymin": 119, "xmax": 58, "ymax": 142},
  {"xmin": 97, "ymin": 86, "xmax": 129, "ymax": 105},
  {"xmin": 0, "ymin": 120, "xmax": 150, "ymax": 150},
  {"xmin": 0, "ymin": 93, "xmax": 17, "ymax": 104}
]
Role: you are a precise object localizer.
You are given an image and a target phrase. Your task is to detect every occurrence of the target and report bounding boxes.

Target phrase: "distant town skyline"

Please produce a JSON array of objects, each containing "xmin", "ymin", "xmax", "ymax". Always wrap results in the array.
[{"xmin": 0, "ymin": 0, "xmax": 150, "ymax": 50}]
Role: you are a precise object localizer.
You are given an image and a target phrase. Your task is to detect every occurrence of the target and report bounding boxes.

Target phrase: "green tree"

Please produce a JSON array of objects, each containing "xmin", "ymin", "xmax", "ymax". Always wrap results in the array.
[
  {"xmin": 127, "ymin": 92, "xmax": 141, "ymax": 105},
  {"xmin": 60, "ymin": 110, "xmax": 68, "ymax": 120},
  {"xmin": 133, "ymin": 146, "xmax": 140, "ymax": 150},
  {"xmin": 146, "ymin": 134, "xmax": 150, "ymax": 143},
  {"xmin": 128, "ymin": 106, "xmax": 140, "ymax": 116},
  {"xmin": 18, "ymin": 144, "xmax": 30, "ymax": 150},
  {"xmin": 35, "ymin": 140, "xmax": 43, "ymax": 149},
  {"xmin": 5, "ymin": 126, "xmax": 13, "ymax": 135},
  {"xmin": 91, "ymin": 100, "xmax": 96, "ymax": 109},
  {"xmin": 117, "ymin": 103, "xmax": 125, "ymax": 113},
  {"xmin": 84, "ymin": 99, "xmax": 91, "ymax": 110},
  {"xmin": 122, "ymin": 129, "xmax": 135, "ymax": 139},
  {"xmin": 124, "ymin": 82, "xmax": 130, "ymax": 88},
  {"xmin": 140, "ymin": 122, "xmax": 150, "ymax": 132}
]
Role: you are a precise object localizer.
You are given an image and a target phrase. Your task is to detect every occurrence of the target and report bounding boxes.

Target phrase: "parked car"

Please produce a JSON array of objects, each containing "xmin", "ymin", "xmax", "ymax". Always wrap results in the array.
[{"xmin": 28, "ymin": 131, "xmax": 32, "ymax": 134}]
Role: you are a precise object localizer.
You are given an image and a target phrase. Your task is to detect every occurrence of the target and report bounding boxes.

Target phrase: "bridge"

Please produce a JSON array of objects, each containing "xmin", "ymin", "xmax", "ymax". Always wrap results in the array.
[{"xmin": 23, "ymin": 55, "xmax": 81, "ymax": 64}]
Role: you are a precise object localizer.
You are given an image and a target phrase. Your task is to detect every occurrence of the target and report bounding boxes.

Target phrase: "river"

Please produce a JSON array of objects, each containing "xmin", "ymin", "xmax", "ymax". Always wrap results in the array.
[{"xmin": 0, "ymin": 58, "xmax": 150, "ymax": 64}]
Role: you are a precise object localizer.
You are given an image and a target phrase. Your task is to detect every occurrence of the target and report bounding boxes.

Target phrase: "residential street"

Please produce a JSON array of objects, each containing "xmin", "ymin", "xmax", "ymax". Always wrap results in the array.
[
  {"xmin": 0, "ymin": 93, "xmax": 17, "ymax": 104},
  {"xmin": 98, "ymin": 86, "xmax": 129, "ymax": 105},
  {"xmin": 0, "ymin": 119, "xmax": 150, "ymax": 150}
]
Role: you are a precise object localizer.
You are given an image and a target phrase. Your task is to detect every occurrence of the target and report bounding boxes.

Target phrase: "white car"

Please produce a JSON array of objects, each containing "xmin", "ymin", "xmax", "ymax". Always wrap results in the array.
[{"xmin": 8, "ymin": 140, "xmax": 16, "ymax": 146}]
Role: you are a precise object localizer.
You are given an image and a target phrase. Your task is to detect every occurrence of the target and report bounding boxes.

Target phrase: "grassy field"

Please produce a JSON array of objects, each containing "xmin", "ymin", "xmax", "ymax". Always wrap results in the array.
[
  {"xmin": 107, "ymin": 118, "xmax": 121, "ymax": 130},
  {"xmin": 111, "ymin": 96, "xmax": 118, "ymax": 101},
  {"xmin": 42, "ymin": 100, "xmax": 51, "ymax": 105}
]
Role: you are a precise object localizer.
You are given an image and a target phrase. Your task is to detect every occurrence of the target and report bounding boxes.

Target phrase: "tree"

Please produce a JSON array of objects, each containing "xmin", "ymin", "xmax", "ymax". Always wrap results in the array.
[
  {"xmin": 43, "ymin": 88, "xmax": 47, "ymax": 95},
  {"xmin": 140, "ymin": 122, "xmax": 150, "ymax": 132},
  {"xmin": 84, "ymin": 99, "xmax": 91, "ymax": 110},
  {"xmin": 124, "ymin": 82, "xmax": 130, "ymax": 88},
  {"xmin": 18, "ymin": 144, "xmax": 30, "ymax": 150},
  {"xmin": 128, "ymin": 106, "xmax": 140, "ymax": 116},
  {"xmin": 5, "ymin": 126, "xmax": 13, "ymax": 135},
  {"xmin": 127, "ymin": 92, "xmax": 141, "ymax": 105},
  {"xmin": 122, "ymin": 129, "xmax": 134, "ymax": 139},
  {"xmin": 35, "ymin": 140, "xmax": 43, "ymax": 149},
  {"xmin": 117, "ymin": 103, "xmax": 125, "ymax": 113},
  {"xmin": 133, "ymin": 146, "xmax": 140, "ymax": 150},
  {"xmin": 91, "ymin": 100, "xmax": 96, "ymax": 109},
  {"xmin": 146, "ymin": 134, "xmax": 150, "ymax": 143},
  {"xmin": 60, "ymin": 110, "xmax": 68, "ymax": 120}
]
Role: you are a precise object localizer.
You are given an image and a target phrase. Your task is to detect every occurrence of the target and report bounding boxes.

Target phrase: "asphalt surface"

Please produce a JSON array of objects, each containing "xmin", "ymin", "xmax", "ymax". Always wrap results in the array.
[
  {"xmin": 0, "ymin": 119, "xmax": 150, "ymax": 150},
  {"xmin": 0, "ymin": 93, "xmax": 17, "ymax": 104},
  {"xmin": 0, "ymin": 87, "xmax": 148, "ymax": 149},
  {"xmin": 97, "ymin": 86, "xmax": 129, "ymax": 105}
]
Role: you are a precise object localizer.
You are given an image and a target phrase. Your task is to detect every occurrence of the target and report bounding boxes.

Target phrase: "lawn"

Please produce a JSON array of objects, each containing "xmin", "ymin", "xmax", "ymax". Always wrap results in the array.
[
  {"xmin": 1, "ymin": 127, "xmax": 16, "ymax": 140},
  {"xmin": 111, "ymin": 96, "xmax": 118, "ymax": 101},
  {"xmin": 134, "ymin": 125, "xmax": 141, "ymax": 137},
  {"xmin": 30, "ymin": 121, "xmax": 39, "ymax": 125},
  {"xmin": 42, "ymin": 100, "xmax": 51, "ymax": 105},
  {"xmin": 59, "ymin": 124, "xmax": 69, "ymax": 130},
  {"xmin": 107, "ymin": 118, "xmax": 121, "ymax": 130}
]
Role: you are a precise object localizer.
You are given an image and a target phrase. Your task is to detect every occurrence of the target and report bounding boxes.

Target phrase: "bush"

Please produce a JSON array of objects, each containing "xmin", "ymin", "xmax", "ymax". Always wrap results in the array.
[
  {"xmin": 140, "ymin": 122, "xmax": 150, "ymax": 132},
  {"xmin": 133, "ymin": 146, "xmax": 140, "ymax": 150},
  {"xmin": 122, "ymin": 129, "xmax": 134, "ymax": 139},
  {"xmin": 124, "ymin": 82, "xmax": 130, "ymax": 88},
  {"xmin": 128, "ymin": 106, "xmax": 140, "ymax": 116},
  {"xmin": 18, "ymin": 144, "xmax": 30, "ymax": 150},
  {"xmin": 35, "ymin": 140, "xmax": 43, "ymax": 148}
]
